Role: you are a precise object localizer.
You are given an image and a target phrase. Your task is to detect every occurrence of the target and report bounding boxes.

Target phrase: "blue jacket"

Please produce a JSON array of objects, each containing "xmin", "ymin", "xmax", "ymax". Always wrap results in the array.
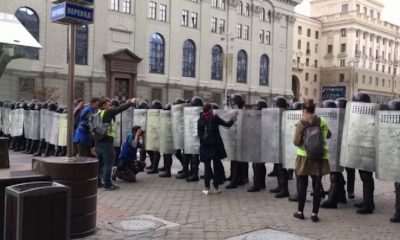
[
  {"xmin": 120, "ymin": 133, "xmax": 141, "ymax": 164},
  {"xmin": 73, "ymin": 106, "xmax": 95, "ymax": 146}
]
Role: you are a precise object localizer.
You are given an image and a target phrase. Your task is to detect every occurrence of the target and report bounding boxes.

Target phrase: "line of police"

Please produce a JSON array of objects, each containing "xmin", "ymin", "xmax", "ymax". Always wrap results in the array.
[{"xmin": 1, "ymin": 91, "xmax": 400, "ymax": 222}]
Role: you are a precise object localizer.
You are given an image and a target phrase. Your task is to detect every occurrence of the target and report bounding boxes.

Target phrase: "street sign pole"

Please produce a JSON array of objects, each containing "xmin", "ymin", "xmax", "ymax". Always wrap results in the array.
[{"xmin": 67, "ymin": 23, "xmax": 76, "ymax": 159}]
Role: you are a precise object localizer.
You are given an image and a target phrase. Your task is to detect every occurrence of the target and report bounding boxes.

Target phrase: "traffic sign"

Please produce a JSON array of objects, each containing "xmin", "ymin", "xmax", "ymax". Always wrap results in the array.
[{"xmin": 51, "ymin": 2, "xmax": 94, "ymax": 24}]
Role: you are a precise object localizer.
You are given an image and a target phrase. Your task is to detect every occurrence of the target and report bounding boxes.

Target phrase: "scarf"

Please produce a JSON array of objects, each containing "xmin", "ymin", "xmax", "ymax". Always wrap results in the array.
[{"xmin": 202, "ymin": 111, "xmax": 213, "ymax": 121}]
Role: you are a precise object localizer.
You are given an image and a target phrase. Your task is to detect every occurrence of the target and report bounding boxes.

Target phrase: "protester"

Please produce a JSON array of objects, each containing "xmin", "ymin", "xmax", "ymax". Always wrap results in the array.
[
  {"xmin": 112, "ymin": 126, "xmax": 145, "ymax": 182},
  {"xmin": 73, "ymin": 97, "xmax": 100, "ymax": 157},
  {"xmin": 95, "ymin": 97, "xmax": 139, "ymax": 190},
  {"xmin": 293, "ymin": 99, "xmax": 331, "ymax": 222},
  {"xmin": 198, "ymin": 103, "xmax": 236, "ymax": 195}
]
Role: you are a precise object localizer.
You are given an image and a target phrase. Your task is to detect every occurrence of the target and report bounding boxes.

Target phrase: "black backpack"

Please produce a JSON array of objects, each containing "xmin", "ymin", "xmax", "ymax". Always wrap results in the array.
[
  {"xmin": 198, "ymin": 118, "xmax": 216, "ymax": 145},
  {"xmin": 302, "ymin": 117, "xmax": 324, "ymax": 161}
]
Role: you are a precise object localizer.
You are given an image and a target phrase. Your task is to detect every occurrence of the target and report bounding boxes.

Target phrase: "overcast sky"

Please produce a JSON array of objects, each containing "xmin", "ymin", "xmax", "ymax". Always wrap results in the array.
[{"xmin": 295, "ymin": 0, "xmax": 400, "ymax": 25}]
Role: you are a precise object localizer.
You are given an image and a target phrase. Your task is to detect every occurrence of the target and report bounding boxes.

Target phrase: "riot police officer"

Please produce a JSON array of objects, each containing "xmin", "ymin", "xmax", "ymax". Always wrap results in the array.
[
  {"xmin": 248, "ymin": 99, "xmax": 268, "ymax": 192},
  {"xmin": 159, "ymin": 103, "xmax": 173, "ymax": 178},
  {"xmin": 320, "ymin": 99, "xmax": 347, "ymax": 209},
  {"xmin": 33, "ymin": 102, "xmax": 48, "ymax": 156},
  {"xmin": 147, "ymin": 100, "xmax": 163, "ymax": 174},
  {"xmin": 23, "ymin": 102, "xmax": 36, "ymax": 153},
  {"xmin": 28, "ymin": 102, "xmax": 42, "ymax": 154},
  {"xmin": 137, "ymin": 100, "xmax": 150, "ymax": 167},
  {"xmin": 226, "ymin": 93, "xmax": 249, "ymax": 189},
  {"xmin": 353, "ymin": 92, "xmax": 375, "ymax": 214},
  {"xmin": 43, "ymin": 102, "xmax": 58, "ymax": 157},
  {"xmin": 388, "ymin": 99, "xmax": 400, "ymax": 222},
  {"xmin": 186, "ymin": 96, "xmax": 203, "ymax": 182}
]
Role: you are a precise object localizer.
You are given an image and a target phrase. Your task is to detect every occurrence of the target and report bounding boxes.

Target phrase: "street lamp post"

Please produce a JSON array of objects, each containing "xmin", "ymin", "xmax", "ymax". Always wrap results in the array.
[{"xmin": 348, "ymin": 57, "xmax": 359, "ymax": 99}]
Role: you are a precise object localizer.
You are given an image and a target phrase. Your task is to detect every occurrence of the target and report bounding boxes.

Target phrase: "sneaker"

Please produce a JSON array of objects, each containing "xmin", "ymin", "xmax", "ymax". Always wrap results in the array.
[
  {"xmin": 293, "ymin": 212, "xmax": 305, "ymax": 220},
  {"xmin": 211, "ymin": 188, "xmax": 221, "ymax": 194},
  {"xmin": 111, "ymin": 167, "xmax": 117, "ymax": 181},
  {"xmin": 202, "ymin": 189, "xmax": 210, "ymax": 195},
  {"xmin": 104, "ymin": 184, "xmax": 120, "ymax": 191},
  {"xmin": 311, "ymin": 214, "xmax": 319, "ymax": 222}
]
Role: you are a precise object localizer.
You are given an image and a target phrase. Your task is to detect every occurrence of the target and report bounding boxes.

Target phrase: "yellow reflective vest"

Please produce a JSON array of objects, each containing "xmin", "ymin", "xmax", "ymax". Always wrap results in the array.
[{"xmin": 296, "ymin": 117, "xmax": 329, "ymax": 160}]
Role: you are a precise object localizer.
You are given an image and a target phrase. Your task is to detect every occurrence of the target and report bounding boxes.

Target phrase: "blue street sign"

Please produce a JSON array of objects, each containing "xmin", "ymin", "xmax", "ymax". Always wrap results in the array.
[
  {"xmin": 51, "ymin": 0, "xmax": 94, "ymax": 6},
  {"xmin": 51, "ymin": 2, "xmax": 94, "ymax": 24}
]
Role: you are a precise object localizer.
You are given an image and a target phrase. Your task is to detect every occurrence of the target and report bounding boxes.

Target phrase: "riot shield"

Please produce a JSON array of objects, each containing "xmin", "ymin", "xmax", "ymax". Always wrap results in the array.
[
  {"xmin": 261, "ymin": 108, "xmax": 283, "ymax": 164},
  {"xmin": 29, "ymin": 110, "xmax": 40, "ymax": 140},
  {"xmin": 49, "ymin": 112, "xmax": 61, "ymax": 146},
  {"xmin": 282, "ymin": 110, "xmax": 302, "ymax": 169},
  {"xmin": 340, "ymin": 102, "xmax": 379, "ymax": 172},
  {"xmin": 58, "ymin": 113, "xmax": 68, "ymax": 147},
  {"xmin": 3, "ymin": 108, "xmax": 10, "ymax": 135},
  {"xmin": 44, "ymin": 110, "xmax": 52, "ymax": 142},
  {"xmin": 375, "ymin": 111, "xmax": 400, "ymax": 182},
  {"xmin": 145, "ymin": 109, "xmax": 161, "ymax": 151},
  {"xmin": 12, "ymin": 109, "xmax": 24, "ymax": 137},
  {"xmin": 40, "ymin": 109, "xmax": 47, "ymax": 139},
  {"xmin": 183, "ymin": 107, "xmax": 201, "ymax": 154},
  {"xmin": 171, "ymin": 104, "xmax": 184, "ymax": 150},
  {"xmin": 215, "ymin": 109, "xmax": 238, "ymax": 161},
  {"xmin": 236, "ymin": 110, "xmax": 262, "ymax": 163},
  {"xmin": 133, "ymin": 109, "xmax": 147, "ymax": 129},
  {"xmin": 121, "ymin": 107, "xmax": 134, "ymax": 145},
  {"xmin": 159, "ymin": 110, "xmax": 174, "ymax": 154},
  {"xmin": 23, "ymin": 110, "xmax": 30, "ymax": 139},
  {"xmin": 0, "ymin": 105, "xmax": 3, "ymax": 133},
  {"xmin": 315, "ymin": 108, "xmax": 345, "ymax": 172},
  {"xmin": 114, "ymin": 113, "xmax": 122, "ymax": 147}
]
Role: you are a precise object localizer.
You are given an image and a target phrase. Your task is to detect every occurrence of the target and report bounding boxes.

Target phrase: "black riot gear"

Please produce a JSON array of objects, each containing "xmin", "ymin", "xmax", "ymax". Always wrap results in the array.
[
  {"xmin": 190, "ymin": 96, "xmax": 203, "ymax": 107},
  {"xmin": 151, "ymin": 100, "xmax": 163, "ymax": 109},
  {"xmin": 111, "ymin": 100, "xmax": 120, "ymax": 107},
  {"xmin": 211, "ymin": 103, "xmax": 220, "ymax": 109},
  {"xmin": 164, "ymin": 103, "xmax": 172, "ymax": 110},
  {"xmin": 28, "ymin": 102, "xmax": 35, "ymax": 110},
  {"xmin": 137, "ymin": 100, "xmax": 150, "ymax": 109},
  {"xmin": 335, "ymin": 98, "xmax": 347, "ymax": 109},
  {"xmin": 230, "ymin": 93, "xmax": 245, "ymax": 108},
  {"xmin": 173, "ymin": 98, "xmax": 185, "ymax": 105},
  {"xmin": 353, "ymin": 92, "xmax": 371, "ymax": 103},
  {"xmin": 273, "ymin": 96, "xmax": 288, "ymax": 109},
  {"xmin": 48, "ymin": 102, "xmax": 58, "ymax": 111},
  {"xmin": 255, "ymin": 99, "xmax": 268, "ymax": 110},
  {"xmin": 292, "ymin": 102, "xmax": 303, "ymax": 110},
  {"xmin": 322, "ymin": 100, "xmax": 337, "ymax": 108},
  {"xmin": 388, "ymin": 99, "xmax": 400, "ymax": 111}
]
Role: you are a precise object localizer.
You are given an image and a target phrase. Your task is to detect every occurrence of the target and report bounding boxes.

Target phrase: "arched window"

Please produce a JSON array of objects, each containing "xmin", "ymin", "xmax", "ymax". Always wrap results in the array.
[
  {"xmin": 237, "ymin": 50, "xmax": 248, "ymax": 83},
  {"xmin": 211, "ymin": 45, "xmax": 223, "ymax": 80},
  {"xmin": 268, "ymin": 10, "xmax": 272, "ymax": 22},
  {"xmin": 182, "ymin": 40, "xmax": 196, "ymax": 77},
  {"xmin": 15, "ymin": 7, "xmax": 40, "ymax": 60},
  {"xmin": 149, "ymin": 33, "xmax": 165, "ymax": 74},
  {"xmin": 245, "ymin": 3, "xmax": 250, "ymax": 16},
  {"xmin": 260, "ymin": 8, "xmax": 265, "ymax": 21},
  {"xmin": 75, "ymin": 25, "xmax": 88, "ymax": 65},
  {"xmin": 237, "ymin": 1, "xmax": 243, "ymax": 14},
  {"xmin": 260, "ymin": 54, "xmax": 269, "ymax": 86}
]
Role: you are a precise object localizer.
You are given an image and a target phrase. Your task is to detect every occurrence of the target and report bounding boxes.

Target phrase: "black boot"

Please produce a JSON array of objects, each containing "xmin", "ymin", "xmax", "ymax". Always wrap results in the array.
[
  {"xmin": 55, "ymin": 146, "xmax": 62, "ymax": 156},
  {"xmin": 187, "ymin": 155, "xmax": 199, "ymax": 182},
  {"xmin": 226, "ymin": 161, "xmax": 238, "ymax": 189},
  {"xmin": 289, "ymin": 194, "xmax": 299, "ymax": 202},
  {"xmin": 33, "ymin": 139, "xmax": 45, "ymax": 157},
  {"xmin": 267, "ymin": 164, "xmax": 279, "ymax": 177},
  {"xmin": 60, "ymin": 147, "xmax": 67, "ymax": 156},
  {"xmin": 275, "ymin": 168, "xmax": 289, "ymax": 198},
  {"xmin": 44, "ymin": 143, "xmax": 54, "ymax": 157},
  {"xmin": 357, "ymin": 171, "xmax": 374, "ymax": 214},
  {"xmin": 159, "ymin": 154, "xmax": 172, "ymax": 178},
  {"xmin": 9, "ymin": 137, "xmax": 15, "ymax": 150},
  {"xmin": 237, "ymin": 162, "xmax": 249, "ymax": 185},
  {"xmin": 248, "ymin": 163, "xmax": 261, "ymax": 192},
  {"xmin": 14, "ymin": 137, "xmax": 22, "ymax": 151},
  {"xmin": 176, "ymin": 154, "xmax": 190, "ymax": 179},
  {"xmin": 346, "ymin": 167, "xmax": 355, "ymax": 199},
  {"xmin": 146, "ymin": 151, "xmax": 154, "ymax": 170},
  {"xmin": 391, "ymin": 183, "xmax": 400, "ymax": 223},
  {"xmin": 148, "ymin": 152, "xmax": 160, "ymax": 174},
  {"xmin": 321, "ymin": 173, "xmax": 338, "ymax": 209},
  {"xmin": 337, "ymin": 173, "xmax": 347, "ymax": 204},
  {"xmin": 28, "ymin": 140, "xmax": 39, "ymax": 154},
  {"xmin": 23, "ymin": 139, "xmax": 32, "ymax": 153}
]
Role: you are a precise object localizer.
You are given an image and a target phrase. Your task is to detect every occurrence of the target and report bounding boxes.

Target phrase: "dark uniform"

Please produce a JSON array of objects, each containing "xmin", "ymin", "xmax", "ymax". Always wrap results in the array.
[
  {"xmin": 22, "ymin": 102, "xmax": 36, "ymax": 153},
  {"xmin": 147, "ymin": 100, "xmax": 163, "ymax": 174}
]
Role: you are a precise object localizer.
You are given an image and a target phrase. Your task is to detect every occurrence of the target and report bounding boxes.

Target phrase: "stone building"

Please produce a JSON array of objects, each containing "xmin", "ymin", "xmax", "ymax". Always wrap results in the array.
[{"xmin": 0, "ymin": 0, "xmax": 302, "ymax": 105}]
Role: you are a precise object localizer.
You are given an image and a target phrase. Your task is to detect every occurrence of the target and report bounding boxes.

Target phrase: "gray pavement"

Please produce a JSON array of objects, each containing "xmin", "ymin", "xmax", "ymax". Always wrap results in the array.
[{"xmin": 9, "ymin": 152, "xmax": 400, "ymax": 240}]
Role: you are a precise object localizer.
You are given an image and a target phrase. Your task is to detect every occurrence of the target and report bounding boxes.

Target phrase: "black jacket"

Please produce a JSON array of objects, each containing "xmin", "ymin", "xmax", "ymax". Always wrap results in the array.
[{"xmin": 198, "ymin": 113, "xmax": 234, "ymax": 161}]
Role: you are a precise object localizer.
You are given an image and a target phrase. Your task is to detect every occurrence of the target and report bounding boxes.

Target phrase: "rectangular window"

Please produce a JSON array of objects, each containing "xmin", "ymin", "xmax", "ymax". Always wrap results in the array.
[
  {"xmin": 243, "ymin": 25, "xmax": 250, "ymax": 40},
  {"xmin": 305, "ymin": 87, "xmax": 309, "ymax": 96},
  {"xmin": 382, "ymin": 79, "xmax": 385, "ymax": 87},
  {"xmin": 306, "ymin": 58, "xmax": 309, "ymax": 67},
  {"xmin": 191, "ymin": 12, "xmax": 198, "ymax": 28},
  {"xmin": 364, "ymin": 7, "xmax": 367, "ymax": 15},
  {"xmin": 211, "ymin": 17, "xmax": 218, "ymax": 32},
  {"xmin": 315, "ymin": 31, "xmax": 319, "ymax": 39},
  {"xmin": 259, "ymin": 30, "xmax": 264, "ymax": 43},
  {"xmin": 340, "ymin": 59, "xmax": 346, "ymax": 67},
  {"xmin": 370, "ymin": 34, "xmax": 373, "ymax": 42},
  {"xmin": 307, "ymin": 28, "xmax": 311, "ymax": 37},
  {"xmin": 342, "ymin": 4, "xmax": 348, "ymax": 13},
  {"xmin": 389, "ymin": 66, "xmax": 391, "ymax": 74},
  {"xmin": 369, "ymin": 76, "xmax": 372, "ymax": 84},
  {"xmin": 328, "ymin": 45, "xmax": 333, "ymax": 54},
  {"xmin": 305, "ymin": 73, "xmax": 309, "ymax": 81},
  {"xmin": 122, "ymin": 0, "xmax": 131, "ymax": 13},
  {"xmin": 298, "ymin": 26, "xmax": 302, "ymax": 35},
  {"xmin": 362, "ymin": 75, "xmax": 366, "ymax": 84},
  {"xmin": 370, "ymin": 10, "xmax": 374, "ymax": 18},
  {"xmin": 111, "ymin": 0, "xmax": 119, "ymax": 11},
  {"xmin": 149, "ymin": 2, "xmax": 156, "ymax": 19},
  {"xmin": 382, "ymin": 65, "xmax": 385, "ymax": 73},
  {"xmin": 159, "ymin": 4, "xmax": 167, "ymax": 21},
  {"xmin": 341, "ymin": 44, "xmax": 346, "ymax": 53},
  {"xmin": 376, "ymin": 64, "xmax": 379, "ymax": 71},
  {"xmin": 314, "ymin": 60, "xmax": 318, "ymax": 68},
  {"xmin": 377, "ymin": 12, "xmax": 381, "ymax": 20},
  {"xmin": 182, "ymin": 10, "xmax": 189, "ymax": 26},
  {"xmin": 18, "ymin": 77, "xmax": 35, "ymax": 100},
  {"xmin": 151, "ymin": 88, "xmax": 163, "ymax": 101},
  {"xmin": 211, "ymin": 0, "xmax": 217, "ymax": 7},
  {"xmin": 341, "ymin": 28, "xmax": 347, "ymax": 37},
  {"xmin": 237, "ymin": 24, "xmax": 242, "ymax": 38},
  {"xmin": 362, "ymin": 46, "xmax": 366, "ymax": 55},
  {"xmin": 218, "ymin": 19, "xmax": 225, "ymax": 33},
  {"xmin": 356, "ymin": 30, "xmax": 359, "ymax": 37},
  {"xmin": 315, "ymin": 44, "xmax": 319, "ymax": 53},
  {"xmin": 266, "ymin": 31, "xmax": 271, "ymax": 45},
  {"xmin": 75, "ymin": 81, "xmax": 85, "ymax": 99},
  {"xmin": 313, "ymin": 89, "xmax": 317, "ymax": 97},
  {"xmin": 363, "ymin": 32, "xmax": 367, "ymax": 39},
  {"xmin": 219, "ymin": 0, "xmax": 225, "ymax": 10},
  {"xmin": 376, "ymin": 77, "xmax": 379, "ymax": 86},
  {"xmin": 356, "ymin": 4, "xmax": 360, "ymax": 12},
  {"xmin": 314, "ymin": 74, "xmax": 317, "ymax": 82},
  {"xmin": 339, "ymin": 74, "xmax": 345, "ymax": 82}
]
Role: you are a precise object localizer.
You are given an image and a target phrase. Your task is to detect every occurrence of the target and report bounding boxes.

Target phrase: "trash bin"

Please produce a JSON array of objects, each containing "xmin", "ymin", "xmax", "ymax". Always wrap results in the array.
[
  {"xmin": 0, "ymin": 138, "xmax": 9, "ymax": 169},
  {"xmin": 4, "ymin": 181, "xmax": 71, "ymax": 240}
]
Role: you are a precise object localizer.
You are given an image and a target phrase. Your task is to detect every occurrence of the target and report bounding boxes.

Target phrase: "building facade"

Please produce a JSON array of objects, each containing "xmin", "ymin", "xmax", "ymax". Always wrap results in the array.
[
  {"xmin": 0, "ymin": 0, "xmax": 302, "ymax": 105},
  {"xmin": 293, "ymin": 0, "xmax": 400, "ymax": 103}
]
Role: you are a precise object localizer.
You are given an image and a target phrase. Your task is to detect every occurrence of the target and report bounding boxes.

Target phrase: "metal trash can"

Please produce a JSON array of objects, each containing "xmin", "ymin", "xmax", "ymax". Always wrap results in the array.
[{"xmin": 4, "ymin": 181, "xmax": 71, "ymax": 240}]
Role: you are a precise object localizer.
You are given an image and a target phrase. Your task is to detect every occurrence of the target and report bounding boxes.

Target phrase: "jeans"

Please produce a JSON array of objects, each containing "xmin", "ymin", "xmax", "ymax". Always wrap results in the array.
[
  {"xmin": 298, "ymin": 175, "xmax": 322, "ymax": 214},
  {"xmin": 203, "ymin": 158, "xmax": 223, "ymax": 189},
  {"xmin": 95, "ymin": 142, "xmax": 115, "ymax": 188}
]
